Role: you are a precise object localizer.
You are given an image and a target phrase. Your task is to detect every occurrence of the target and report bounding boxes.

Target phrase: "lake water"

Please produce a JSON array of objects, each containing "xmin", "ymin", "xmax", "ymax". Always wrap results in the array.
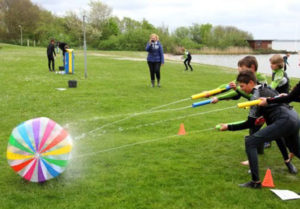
[{"xmin": 190, "ymin": 41, "xmax": 300, "ymax": 78}]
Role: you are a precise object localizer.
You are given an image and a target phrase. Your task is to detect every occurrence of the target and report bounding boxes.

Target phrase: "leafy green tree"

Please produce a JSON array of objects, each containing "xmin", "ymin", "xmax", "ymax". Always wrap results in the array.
[
  {"xmin": 141, "ymin": 19, "xmax": 155, "ymax": 31},
  {"xmin": 199, "ymin": 23, "xmax": 212, "ymax": 45},
  {"xmin": 101, "ymin": 17, "xmax": 120, "ymax": 40},
  {"xmin": 190, "ymin": 24, "xmax": 202, "ymax": 44},
  {"xmin": 119, "ymin": 17, "xmax": 141, "ymax": 33},
  {"xmin": 63, "ymin": 11, "xmax": 83, "ymax": 46},
  {"xmin": 173, "ymin": 26, "xmax": 190, "ymax": 40},
  {"xmin": 2, "ymin": 0, "xmax": 41, "ymax": 42}
]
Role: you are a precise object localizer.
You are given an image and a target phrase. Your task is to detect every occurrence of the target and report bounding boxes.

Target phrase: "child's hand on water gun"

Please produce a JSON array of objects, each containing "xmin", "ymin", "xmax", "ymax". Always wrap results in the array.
[
  {"xmin": 211, "ymin": 97, "xmax": 219, "ymax": 104},
  {"xmin": 216, "ymin": 124, "xmax": 228, "ymax": 131},
  {"xmin": 279, "ymin": 93, "xmax": 288, "ymax": 97},
  {"xmin": 229, "ymin": 82, "xmax": 236, "ymax": 90},
  {"xmin": 258, "ymin": 97, "xmax": 268, "ymax": 106}
]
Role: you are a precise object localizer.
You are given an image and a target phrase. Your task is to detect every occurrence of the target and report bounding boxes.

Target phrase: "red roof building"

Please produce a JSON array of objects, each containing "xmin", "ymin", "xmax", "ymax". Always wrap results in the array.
[{"xmin": 247, "ymin": 40, "xmax": 273, "ymax": 50}]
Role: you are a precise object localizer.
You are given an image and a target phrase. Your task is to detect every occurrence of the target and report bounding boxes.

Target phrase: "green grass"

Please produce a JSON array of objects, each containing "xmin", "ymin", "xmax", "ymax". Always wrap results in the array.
[{"xmin": 1, "ymin": 43, "xmax": 300, "ymax": 209}]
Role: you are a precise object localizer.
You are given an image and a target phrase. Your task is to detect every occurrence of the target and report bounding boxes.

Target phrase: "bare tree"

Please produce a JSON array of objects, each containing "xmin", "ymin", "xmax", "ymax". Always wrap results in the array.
[{"xmin": 88, "ymin": 0, "xmax": 112, "ymax": 28}]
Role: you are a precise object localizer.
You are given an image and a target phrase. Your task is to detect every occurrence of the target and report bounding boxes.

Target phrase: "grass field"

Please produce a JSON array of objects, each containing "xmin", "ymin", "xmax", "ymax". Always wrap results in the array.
[{"xmin": 1, "ymin": 43, "xmax": 300, "ymax": 209}]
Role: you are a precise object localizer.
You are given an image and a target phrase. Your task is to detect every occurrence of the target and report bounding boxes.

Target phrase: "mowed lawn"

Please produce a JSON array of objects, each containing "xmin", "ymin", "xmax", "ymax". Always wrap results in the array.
[{"xmin": 1, "ymin": 43, "xmax": 300, "ymax": 209}]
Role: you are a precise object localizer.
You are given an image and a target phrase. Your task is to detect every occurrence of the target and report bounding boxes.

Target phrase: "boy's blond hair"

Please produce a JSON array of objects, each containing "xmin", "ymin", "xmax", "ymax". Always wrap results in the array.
[{"xmin": 269, "ymin": 54, "xmax": 284, "ymax": 69}]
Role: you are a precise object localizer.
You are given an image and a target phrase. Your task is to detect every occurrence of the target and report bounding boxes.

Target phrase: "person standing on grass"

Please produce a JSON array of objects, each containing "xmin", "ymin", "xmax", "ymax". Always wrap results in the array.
[
  {"xmin": 146, "ymin": 33, "xmax": 164, "ymax": 88},
  {"xmin": 47, "ymin": 39, "xmax": 56, "ymax": 72},
  {"xmin": 183, "ymin": 49, "xmax": 193, "ymax": 71},
  {"xmin": 57, "ymin": 41, "xmax": 69, "ymax": 67},
  {"xmin": 283, "ymin": 53, "xmax": 290, "ymax": 71}
]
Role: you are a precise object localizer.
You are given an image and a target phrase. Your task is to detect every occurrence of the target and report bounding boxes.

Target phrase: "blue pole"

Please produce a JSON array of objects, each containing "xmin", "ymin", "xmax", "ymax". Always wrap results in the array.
[{"xmin": 192, "ymin": 99, "xmax": 212, "ymax": 107}]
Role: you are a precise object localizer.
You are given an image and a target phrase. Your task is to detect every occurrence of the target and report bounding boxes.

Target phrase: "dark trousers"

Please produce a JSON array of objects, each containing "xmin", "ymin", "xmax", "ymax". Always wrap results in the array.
[
  {"xmin": 184, "ymin": 58, "xmax": 193, "ymax": 71},
  {"xmin": 250, "ymin": 126, "xmax": 288, "ymax": 158},
  {"xmin": 250, "ymin": 126, "xmax": 264, "ymax": 154},
  {"xmin": 245, "ymin": 109, "xmax": 300, "ymax": 181},
  {"xmin": 48, "ymin": 56, "xmax": 55, "ymax": 71},
  {"xmin": 284, "ymin": 64, "xmax": 287, "ymax": 71},
  {"xmin": 147, "ymin": 62, "xmax": 161, "ymax": 81}
]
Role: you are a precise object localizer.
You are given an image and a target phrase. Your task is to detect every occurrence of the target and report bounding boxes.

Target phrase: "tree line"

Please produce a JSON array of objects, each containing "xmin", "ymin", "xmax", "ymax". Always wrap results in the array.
[{"xmin": 0, "ymin": 0, "xmax": 253, "ymax": 53}]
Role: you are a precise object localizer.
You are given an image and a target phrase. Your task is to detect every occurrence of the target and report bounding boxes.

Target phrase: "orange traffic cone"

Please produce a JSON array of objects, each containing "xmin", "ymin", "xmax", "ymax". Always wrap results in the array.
[
  {"xmin": 262, "ymin": 168, "xmax": 275, "ymax": 188},
  {"xmin": 178, "ymin": 123, "xmax": 186, "ymax": 135}
]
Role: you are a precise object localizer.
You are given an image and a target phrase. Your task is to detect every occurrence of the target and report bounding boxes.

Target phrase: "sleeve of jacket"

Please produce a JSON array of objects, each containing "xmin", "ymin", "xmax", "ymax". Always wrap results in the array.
[
  {"xmin": 268, "ymin": 81, "xmax": 300, "ymax": 103},
  {"xmin": 52, "ymin": 45, "xmax": 56, "ymax": 56},
  {"xmin": 145, "ymin": 43, "xmax": 151, "ymax": 52},
  {"xmin": 228, "ymin": 116, "xmax": 257, "ymax": 131},
  {"xmin": 216, "ymin": 90, "xmax": 239, "ymax": 100},
  {"xmin": 160, "ymin": 43, "xmax": 164, "ymax": 64}
]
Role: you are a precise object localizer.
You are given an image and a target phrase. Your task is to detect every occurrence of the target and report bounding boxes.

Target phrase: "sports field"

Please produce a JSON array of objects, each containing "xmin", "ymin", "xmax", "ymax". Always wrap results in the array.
[{"xmin": 1, "ymin": 43, "xmax": 300, "ymax": 209}]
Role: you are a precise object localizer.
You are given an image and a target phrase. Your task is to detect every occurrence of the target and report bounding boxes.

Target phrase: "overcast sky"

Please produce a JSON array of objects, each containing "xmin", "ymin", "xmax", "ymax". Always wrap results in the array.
[{"xmin": 32, "ymin": 0, "xmax": 300, "ymax": 40}]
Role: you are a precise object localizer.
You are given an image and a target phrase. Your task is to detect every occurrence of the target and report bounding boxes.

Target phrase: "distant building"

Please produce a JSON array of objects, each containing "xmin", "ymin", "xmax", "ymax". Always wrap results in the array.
[{"xmin": 247, "ymin": 40, "xmax": 273, "ymax": 50}]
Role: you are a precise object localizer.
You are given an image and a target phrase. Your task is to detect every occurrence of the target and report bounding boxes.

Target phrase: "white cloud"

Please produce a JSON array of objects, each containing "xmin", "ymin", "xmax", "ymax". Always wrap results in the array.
[{"xmin": 31, "ymin": 0, "xmax": 300, "ymax": 39}]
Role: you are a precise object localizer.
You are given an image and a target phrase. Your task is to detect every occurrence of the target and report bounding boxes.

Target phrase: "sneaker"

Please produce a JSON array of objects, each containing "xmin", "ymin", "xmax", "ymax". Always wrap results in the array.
[
  {"xmin": 285, "ymin": 161, "xmax": 298, "ymax": 174},
  {"xmin": 239, "ymin": 181, "xmax": 261, "ymax": 189},
  {"xmin": 151, "ymin": 80, "xmax": 155, "ymax": 88}
]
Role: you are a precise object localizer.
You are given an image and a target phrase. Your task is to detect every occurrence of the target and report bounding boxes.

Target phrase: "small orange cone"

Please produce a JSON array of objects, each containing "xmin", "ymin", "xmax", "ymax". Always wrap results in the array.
[
  {"xmin": 178, "ymin": 123, "xmax": 186, "ymax": 135},
  {"xmin": 262, "ymin": 168, "xmax": 275, "ymax": 188}
]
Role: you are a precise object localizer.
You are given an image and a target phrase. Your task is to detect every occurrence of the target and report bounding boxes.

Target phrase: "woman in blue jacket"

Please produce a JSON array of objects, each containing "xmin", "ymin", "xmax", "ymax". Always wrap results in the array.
[{"xmin": 146, "ymin": 34, "xmax": 164, "ymax": 87}]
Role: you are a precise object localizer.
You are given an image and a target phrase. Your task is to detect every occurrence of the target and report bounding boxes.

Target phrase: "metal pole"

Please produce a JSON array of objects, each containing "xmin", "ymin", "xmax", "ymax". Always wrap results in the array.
[
  {"xmin": 83, "ymin": 15, "xmax": 87, "ymax": 78},
  {"xmin": 18, "ymin": 25, "xmax": 23, "ymax": 46}
]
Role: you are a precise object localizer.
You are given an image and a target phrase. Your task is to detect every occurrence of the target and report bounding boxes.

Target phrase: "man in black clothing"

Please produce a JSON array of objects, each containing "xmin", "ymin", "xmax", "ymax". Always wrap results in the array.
[
  {"xmin": 57, "ymin": 41, "xmax": 69, "ymax": 66},
  {"xmin": 219, "ymin": 71, "xmax": 300, "ymax": 189},
  {"xmin": 47, "ymin": 39, "xmax": 56, "ymax": 71}
]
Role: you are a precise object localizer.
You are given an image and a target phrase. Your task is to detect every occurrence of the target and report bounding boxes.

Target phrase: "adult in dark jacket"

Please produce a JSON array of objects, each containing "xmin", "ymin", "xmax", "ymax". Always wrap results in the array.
[
  {"xmin": 146, "ymin": 34, "xmax": 164, "ymax": 87},
  {"xmin": 47, "ymin": 39, "xmax": 56, "ymax": 71},
  {"xmin": 57, "ymin": 41, "xmax": 69, "ymax": 66}
]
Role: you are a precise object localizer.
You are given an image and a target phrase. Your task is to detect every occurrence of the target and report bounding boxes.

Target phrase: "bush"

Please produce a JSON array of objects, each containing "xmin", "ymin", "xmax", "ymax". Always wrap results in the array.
[{"xmin": 98, "ymin": 35, "xmax": 119, "ymax": 50}]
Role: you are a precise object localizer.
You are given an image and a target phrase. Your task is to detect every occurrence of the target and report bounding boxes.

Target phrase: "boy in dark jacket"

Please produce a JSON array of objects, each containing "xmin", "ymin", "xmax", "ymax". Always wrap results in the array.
[{"xmin": 47, "ymin": 39, "xmax": 56, "ymax": 71}]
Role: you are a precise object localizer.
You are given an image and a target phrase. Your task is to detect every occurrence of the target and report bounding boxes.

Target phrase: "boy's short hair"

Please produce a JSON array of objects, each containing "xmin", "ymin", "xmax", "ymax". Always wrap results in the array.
[
  {"xmin": 50, "ymin": 39, "xmax": 55, "ymax": 43},
  {"xmin": 269, "ymin": 54, "xmax": 284, "ymax": 69},
  {"xmin": 238, "ymin": 56, "xmax": 258, "ymax": 71},
  {"xmin": 237, "ymin": 70, "xmax": 257, "ymax": 84}
]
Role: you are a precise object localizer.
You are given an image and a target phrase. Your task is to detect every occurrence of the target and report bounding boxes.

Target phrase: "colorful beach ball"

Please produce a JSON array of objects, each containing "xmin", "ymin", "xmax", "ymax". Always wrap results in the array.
[{"xmin": 6, "ymin": 117, "xmax": 73, "ymax": 182}]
